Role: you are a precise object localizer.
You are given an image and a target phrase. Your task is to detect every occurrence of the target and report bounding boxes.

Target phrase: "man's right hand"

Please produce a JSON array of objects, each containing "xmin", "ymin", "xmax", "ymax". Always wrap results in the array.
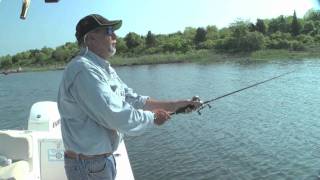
[{"xmin": 152, "ymin": 109, "xmax": 171, "ymax": 125}]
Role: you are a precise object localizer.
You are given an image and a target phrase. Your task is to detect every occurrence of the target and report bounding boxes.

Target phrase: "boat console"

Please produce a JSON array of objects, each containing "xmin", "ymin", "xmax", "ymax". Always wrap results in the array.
[{"xmin": 0, "ymin": 101, "xmax": 134, "ymax": 180}]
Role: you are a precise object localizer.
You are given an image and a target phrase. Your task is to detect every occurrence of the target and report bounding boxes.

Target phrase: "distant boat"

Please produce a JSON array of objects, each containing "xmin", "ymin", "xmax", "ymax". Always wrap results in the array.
[{"xmin": 1, "ymin": 67, "xmax": 23, "ymax": 75}]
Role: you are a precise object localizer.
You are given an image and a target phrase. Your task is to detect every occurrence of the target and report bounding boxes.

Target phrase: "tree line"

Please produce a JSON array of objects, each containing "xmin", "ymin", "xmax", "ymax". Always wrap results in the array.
[{"xmin": 1, "ymin": 9, "xmax": 320, "ymax": 69}]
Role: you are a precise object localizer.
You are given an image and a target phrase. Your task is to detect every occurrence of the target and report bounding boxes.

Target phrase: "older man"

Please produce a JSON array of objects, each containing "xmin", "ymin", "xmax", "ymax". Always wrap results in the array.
[{"xmin": 57, "ymin": 14, "xmax": 201, "ymax": 180}]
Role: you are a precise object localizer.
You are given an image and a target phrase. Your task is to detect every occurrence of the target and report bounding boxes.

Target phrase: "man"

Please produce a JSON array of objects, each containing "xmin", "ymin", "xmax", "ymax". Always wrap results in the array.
[{"xmin": 57, "ymin": 14, "xmax": 202, "ymax": 180}]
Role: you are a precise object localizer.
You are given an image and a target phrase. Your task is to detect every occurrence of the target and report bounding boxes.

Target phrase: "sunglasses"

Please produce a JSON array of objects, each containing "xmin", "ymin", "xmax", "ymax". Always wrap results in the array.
[
  {"xmin": 106, "ymin": 26, "xmax": 115, "ymax": 36},
  {"xmin": 106, "ymin": 26, "xmax": 116, "ymax": 39}
]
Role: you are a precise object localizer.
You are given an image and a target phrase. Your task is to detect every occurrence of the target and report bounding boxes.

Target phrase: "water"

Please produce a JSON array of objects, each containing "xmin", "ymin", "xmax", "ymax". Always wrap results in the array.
[{"xmin": 1, "ymin": 60, "xmax": 320, "ymax": 179}]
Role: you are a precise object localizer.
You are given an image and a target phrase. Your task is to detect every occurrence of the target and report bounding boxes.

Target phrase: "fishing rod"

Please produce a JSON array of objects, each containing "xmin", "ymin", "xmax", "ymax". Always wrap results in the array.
[{"xmin": 171, "ymin": 70, "xmax": 296, "ymax": 115}]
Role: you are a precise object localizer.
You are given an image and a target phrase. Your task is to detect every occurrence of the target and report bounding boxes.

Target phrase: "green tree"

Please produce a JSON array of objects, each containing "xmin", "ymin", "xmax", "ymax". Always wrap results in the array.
[
  {"xmin": 302, "ymin": 21, "xmax": 315, "ymax": 34},
  {"xmin": 146, "ymin": 31, "xmax": 156, "ymax": 48},
  {"xmin": 183, "ymin": 27, "xmax": 197, "ymax": 42},
  {"xmin": 265, "ymin": 32, "xmax": 293, "ymax": 49},
  {"xmin": 312, "ymin": 21, "xmax": 320, "ymax": 35},
  {"xmin": 229, "ymin": 20, "xmax": 250, "ymax": 50},
  {"xmin": 279, "ymin": 15, "xmax": 290, "ymax": 33},
  {"xmin": 41, "ymin": 47, "xmax": 54, "ymax": 55},
  {"xmin": 206, "ymin": 25, "xmax": 219, "ymax": 40},
  {"xmin": 52, "ymin": 47, "xmax": 70, "ymax": 62},
  {"xmin": 248, "ymin": 23, "xmax": 256, "ymax": 32},
  {"xmin": 194, "ymin": 27, "xmax": 207, "ymax": 44},
  {"xmin": 218, "ymin": 27, "xmax": 231, "ymax": 39},
  {"xmin": 297, "ymin": 34, "xmax": 313, "ymax": 44},
  {"xmin": 256, "ymin": 19, "xmax": 266, "ymax": 34},
  {"xmin": 267, "ymin": 18, "xmax": 279, "ymax": 34},
  {"xmin": 242, "ymin": 32, "xmax": 265, "ymax": 51},
  {"xmin": 304, "ymin": 9, "xmax": 320, "ymax": 21},
  {"xmin": 230, "ymin": 20, "xmax": 249, "ymax": 38},
  {"xmin": 268, "ymin": 15, "xmax": 290, "ymax": 34},
  {"xmin": 0, "ymin": 55, "xmax": 12, "ymax": 69},
  {"xmin": 124, "ymin": 32, "xmax": 143, "ymax": 50},
  {"xmin": 115, "ymin": 37, "xmax": 128, "ymax": 55},
  {"xmin": 37, "ymin": 52, "xmax": 50, "ymax": 64},
  {"xmin": 291, "ymin": 10, "xmax": 302, "ymax": 36}
]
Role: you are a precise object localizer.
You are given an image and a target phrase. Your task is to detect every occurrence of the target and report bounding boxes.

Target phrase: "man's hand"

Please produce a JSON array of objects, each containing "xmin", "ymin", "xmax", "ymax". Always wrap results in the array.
[{"xmin": 152, "ymin": 109, "xmax": 171, "ymax": 125}]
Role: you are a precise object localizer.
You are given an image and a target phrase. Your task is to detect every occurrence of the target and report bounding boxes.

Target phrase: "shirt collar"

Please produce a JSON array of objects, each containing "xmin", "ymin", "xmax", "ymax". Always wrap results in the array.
[{"xmin": 79, "ymin": 47, "xmax": 110, "ymax": 69}]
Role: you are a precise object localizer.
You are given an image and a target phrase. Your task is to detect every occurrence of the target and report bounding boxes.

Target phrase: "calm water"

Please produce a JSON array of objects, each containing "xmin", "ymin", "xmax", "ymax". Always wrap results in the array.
[{"xmin": 1, "ymin": 60, "xmax": 320, "ymax": 179}]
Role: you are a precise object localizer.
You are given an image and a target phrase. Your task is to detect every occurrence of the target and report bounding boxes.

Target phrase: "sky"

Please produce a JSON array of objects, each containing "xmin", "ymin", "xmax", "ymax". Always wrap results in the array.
[{"xmin": 0, "ymin": 0, "xmax": 319, "ymax": 56}]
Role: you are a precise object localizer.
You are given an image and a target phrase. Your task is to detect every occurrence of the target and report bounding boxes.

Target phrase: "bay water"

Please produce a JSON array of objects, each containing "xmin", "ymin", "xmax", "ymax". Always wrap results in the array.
[{"xmin": 1, "ymin": 60, "xmax": 320, "ymax": 179}]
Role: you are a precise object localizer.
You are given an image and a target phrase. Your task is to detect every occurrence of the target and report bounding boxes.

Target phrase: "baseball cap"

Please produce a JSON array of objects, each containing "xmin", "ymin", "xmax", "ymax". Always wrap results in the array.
[{"xmin": 75, "ymin": 14, "xmax": 122, "ymax": 42}]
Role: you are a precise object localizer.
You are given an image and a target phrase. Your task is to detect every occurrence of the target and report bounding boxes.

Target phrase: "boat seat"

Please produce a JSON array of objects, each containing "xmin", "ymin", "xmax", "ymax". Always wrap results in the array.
[
  {"xmin": 0, "ymin": 160, "xmax": 30, "ymax": 180},
  {"xmin": 0, "ymin": 131, "xmax": 33, "ymax": 161}
]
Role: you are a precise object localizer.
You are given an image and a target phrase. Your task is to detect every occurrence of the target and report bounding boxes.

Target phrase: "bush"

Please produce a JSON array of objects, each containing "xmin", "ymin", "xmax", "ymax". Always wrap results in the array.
[
  {"xmin": 314, "ymin": 35, "xmax": 320, "ymax": 43},
  {"xmin": 296, "ymin": 34, "xmax": 313, "ymax": 44},
  {"xmin": 0, "ymin": 58, "xmax": 12, "ymax": 69},
  {"xmin": 290, "ymin": 40, "xmax": 305, "ymax": 51},
  {"xmin": 266, "ymin": 39, "xmax": 291, "ymax": 49},
  {"xmin": 197, "ymin": 40, "xmax": 215, "ymax": 49},
  {"xmin": 214, "ymin": 32, "xmax": 264, "ymax": 52}
]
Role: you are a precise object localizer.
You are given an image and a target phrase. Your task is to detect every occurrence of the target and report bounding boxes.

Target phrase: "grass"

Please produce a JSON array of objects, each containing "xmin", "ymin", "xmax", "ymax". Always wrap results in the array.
[{"xmin": 250, "ymin": 46, "xmax": 320, "ymax": 61}]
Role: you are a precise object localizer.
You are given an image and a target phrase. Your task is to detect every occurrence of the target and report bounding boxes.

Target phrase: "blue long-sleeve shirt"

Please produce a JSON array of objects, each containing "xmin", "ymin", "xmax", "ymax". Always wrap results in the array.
[{"xmin": 57, "ymin": 48, "xmax": 155, "ymax": 155}]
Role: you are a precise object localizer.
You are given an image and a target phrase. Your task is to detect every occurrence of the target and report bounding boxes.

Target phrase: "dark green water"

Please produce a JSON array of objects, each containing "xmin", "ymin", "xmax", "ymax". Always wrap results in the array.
[{"xmin": 1, "ymin": 60, "xmax": 320, "ymax": 179}]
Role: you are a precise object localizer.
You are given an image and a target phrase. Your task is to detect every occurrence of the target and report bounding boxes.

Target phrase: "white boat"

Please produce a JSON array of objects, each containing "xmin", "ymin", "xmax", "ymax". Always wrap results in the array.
[{"xmin": 0, "ymin": 101, "xmax": 135, "ymax": 180}]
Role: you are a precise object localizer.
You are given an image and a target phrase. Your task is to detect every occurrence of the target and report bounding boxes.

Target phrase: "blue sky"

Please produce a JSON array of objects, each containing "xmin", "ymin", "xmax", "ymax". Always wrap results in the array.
[{"xmin": 0, "ymin": 0, "xmax": 318, "ymax": 56}]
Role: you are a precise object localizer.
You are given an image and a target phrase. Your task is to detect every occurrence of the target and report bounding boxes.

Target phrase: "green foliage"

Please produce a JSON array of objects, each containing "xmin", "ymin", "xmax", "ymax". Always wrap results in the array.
[
  {"xmin": 266, "ymin": 39, "xmax": 291, "ymax": 49},
  {"xmin": 296, "ymin": 34, "xmax": 313, "ymax": 44},
  {"xmin": 194, "ymin": 27, "xmax": 207, "ymax": 45},
  {"xmin": 124, "ymin": 32, "xmax": 144, "ymax": 50},
  {"xmin": 146, "ymin": 31, "xmax": 157, "ymax": 48},
  {"xmin": 265, "ymin": 32, "xmax": 292, "ymax": 49},
  {"xmin": 198, "ymin": 40, "xmax": 215, "ymax": 49},
  {"xmin": 312, "ymin": 21, "xmax": 320, "ymax": 35},
  {"xmin": 183, "ymin": 27, "xmax": 197, "ymax": 41},
  {"xmin": 248, "ymin": 23, "xmax": 256, "ymax": 32},
  {"xmin": 256, "ymin": 19, "xmax": 266, "ymax": 34},
  {"xmin": 291, "ymin": 10, "xmax": 302, "ymax": 36},
  {"xmin": 302, "ymin": 21, "xmax": 315, "ymax": 34},
  {"xmin": 230, "ymin": 20, "xmax": 249, "ymax": 38},
  {"xmin": 216, "ymin": 31, "xmax": 264, "ymax": 52},
  {"xmin": 116, "ymin": 38, "xmax": 128, "ymax": 55},
  {"xmin": 265, "ymin": 31, "xmax": 308, "ymax": 51},
  {"xmin": 206, "ymin": 25, "xmax": 219, "ymax": 40},
  {"xmin": 0, "ymin": 55, "xmax": 13, "ymax": 69},
  {"xmin": 2, "ymin": 9, "xmax": 320, "ymax": 70},
  {"xmin": 290, "ymin": 40, "xmax": 305, "ymax": 51},
  {"xmin": 160, "ymin": 35, "xmax": 191, "ymax": 53},
  {"xmin": 304, "ymin": 9, "xmax": 320, "ymax": 21},
  {"xmin": 315, "ymin": 35, "xmax": 320, "ymax": 43},
  {"xmin": 268, "ymin": 15, "xmax": 290, "ymax": 34},
  {"xmin": 215, "ymin": 20, "xmax": 264, "ymax": 52},
  {"xmin": 51, "ymin": 45, "xmax": 76, "ymax": 63}
]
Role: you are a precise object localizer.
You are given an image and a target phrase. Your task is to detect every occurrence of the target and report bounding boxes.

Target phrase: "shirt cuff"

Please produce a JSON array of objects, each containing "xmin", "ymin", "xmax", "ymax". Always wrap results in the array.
[
  {"xmin": 145, "ymin": 110, "xmax": 155, "ymax": 126},
  {"xmin": 140, "ymin": 96, "xmax": 150, "ymax": 108}
]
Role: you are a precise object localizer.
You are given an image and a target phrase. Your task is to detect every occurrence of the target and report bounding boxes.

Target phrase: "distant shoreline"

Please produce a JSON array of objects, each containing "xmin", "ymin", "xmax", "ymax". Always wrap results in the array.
[{"xmin": 1, "ymin": 49, "xmax": 320, "ymax": 74}]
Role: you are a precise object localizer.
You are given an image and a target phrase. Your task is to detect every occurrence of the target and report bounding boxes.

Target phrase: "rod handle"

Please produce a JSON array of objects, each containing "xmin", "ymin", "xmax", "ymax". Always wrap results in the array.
[{"xmin": 170, "ymin": 104, "xmax": 195, "ymax": 115}]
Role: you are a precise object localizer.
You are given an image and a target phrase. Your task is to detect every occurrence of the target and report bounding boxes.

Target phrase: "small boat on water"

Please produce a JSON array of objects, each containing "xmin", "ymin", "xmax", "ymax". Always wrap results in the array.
[
  {"xmin": 1, "ymin": 67, "xmax": 23, "ymax": 75},
  {"xmin": 0, "ymin": 101, "xmax": 134, "ymax": 180}
]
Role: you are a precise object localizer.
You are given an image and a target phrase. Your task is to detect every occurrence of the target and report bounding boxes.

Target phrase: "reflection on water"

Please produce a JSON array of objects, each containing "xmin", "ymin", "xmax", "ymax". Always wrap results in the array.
[{"xmin": 1, "ymin": 59, "xmax": 320, "ymax": 179}]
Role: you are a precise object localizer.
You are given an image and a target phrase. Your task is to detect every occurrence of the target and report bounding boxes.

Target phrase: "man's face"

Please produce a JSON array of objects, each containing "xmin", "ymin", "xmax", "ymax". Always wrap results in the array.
[{"xmin": 89, "ymin": 27, "xmax": 117, "ymax": 58}]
